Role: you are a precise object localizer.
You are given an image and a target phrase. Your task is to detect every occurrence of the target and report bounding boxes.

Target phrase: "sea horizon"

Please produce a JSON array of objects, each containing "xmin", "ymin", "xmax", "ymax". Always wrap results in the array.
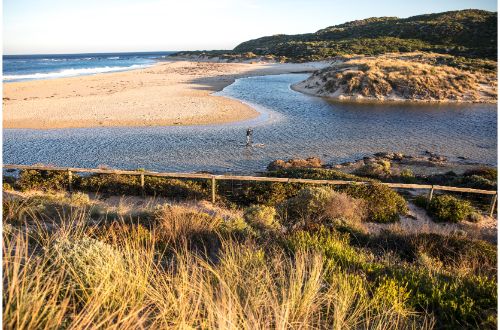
[{"xmin": 3, "ymin": 51, "xmax": 177, "ymax": 82}]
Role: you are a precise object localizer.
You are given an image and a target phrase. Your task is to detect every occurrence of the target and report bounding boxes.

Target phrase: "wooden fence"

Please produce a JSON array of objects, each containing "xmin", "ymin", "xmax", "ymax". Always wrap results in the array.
[{"xmin": 3, "ymin": 164, "xmax": 498, "ymax": 217}]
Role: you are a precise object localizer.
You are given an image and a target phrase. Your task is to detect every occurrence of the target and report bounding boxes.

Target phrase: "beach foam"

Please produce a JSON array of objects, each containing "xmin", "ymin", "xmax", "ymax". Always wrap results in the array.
[{"xmin": 3, "ymin": 64, "xmax": 151, "ymax": 81}]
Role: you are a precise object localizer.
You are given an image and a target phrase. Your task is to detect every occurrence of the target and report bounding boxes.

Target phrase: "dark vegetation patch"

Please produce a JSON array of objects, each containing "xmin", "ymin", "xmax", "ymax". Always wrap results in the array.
[
  {"xmin": 232, "ymin": 10, "xmax": 496, "ymax": 61},
  {"xmin": 415, "ymin": 194, "xmax": 480, "ymax": 223}
]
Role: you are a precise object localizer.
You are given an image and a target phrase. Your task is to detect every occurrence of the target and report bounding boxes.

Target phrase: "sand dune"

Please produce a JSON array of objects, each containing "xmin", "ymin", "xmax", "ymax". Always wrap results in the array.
[{"xmin": 3, "ymin": 61, "xmax": 320, "ymax": 129}]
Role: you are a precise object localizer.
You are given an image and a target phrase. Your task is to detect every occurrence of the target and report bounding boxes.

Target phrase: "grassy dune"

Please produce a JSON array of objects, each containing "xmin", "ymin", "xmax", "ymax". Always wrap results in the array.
[{"xmin": 293, "ymin": 53, "xmax": 497, "ymax": 103}]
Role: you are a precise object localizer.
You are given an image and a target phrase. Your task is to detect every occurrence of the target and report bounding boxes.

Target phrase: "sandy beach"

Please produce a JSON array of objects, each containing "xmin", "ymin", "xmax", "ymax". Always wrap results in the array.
[{"xmin": 3, "ymin": 61, "xmax": 321, "ymax": 129}]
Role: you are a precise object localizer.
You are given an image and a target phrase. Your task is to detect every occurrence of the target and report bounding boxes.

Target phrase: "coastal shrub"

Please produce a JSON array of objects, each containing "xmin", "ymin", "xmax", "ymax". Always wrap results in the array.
[
  {"xmin": 322, "ymin": 192, "xmax": 367, "ymax": 224},
  {"xmin": 341, "ymin": 183, "xmax": 407, "ymax": 223},
  {"xmin": 226, "ymin": 181, "xmax": 303, "ymax": 206},
  {"xmin": 144, "ymin": 177, "xmax": 209, "ymax": 200},
  {"xmin": 3, "ymin": 183, "xmax": 13, "ymax": 191},
  {"xmin": 411, "ymin": 234, "xmax": 497, "ymax": 275},
  {"xmin": 220, "ymin": 217, "xmax": 254, "ymax": 237},
  {"xmin": 26, "ymin": 191, "xmax": 94, "ymax": 210},
  {"xmin": 280, "ymin": 187, "xmax": 369, "ymax": 229},
  {"xmin": 3, "ymin": 192, "xmax": 493, "ymax": 329},
  {"xmin": 3, "ymin": 175, "xmax": 16, "ymax": 187},
  {"xmin": 52, "ymin": 236, "xmax": 126, "ymax": 304},
  {"xmin": 267, "ymin": 157, "xmax": 323, "ymax": 171},
  {"xmin": 413, "ymin": 194, "xmax": 429, "ymax": 209},
  {"xmin": 454, "ymin": 174, "xmax": 496, "ymax": 190},
  {"xmin": 286, "ymin": 227, "xmax": 368, "ymax": 270},
  {"xmin": 463, "ymin": 167, "xmax": 497, "ymax": 182},
  {"xmin": 79, "ymin": 173, "xmax": 140, "ymax": 195},
  {"xmin": 354, "ymin": 160, "xmax": 391, "ymax": 178},
  {"xmin": 399, "ymin": 169, "xmax": 417, "ymax": 184},
  {"xmin": 268, "ymin": 167, "xmax": 376, "ymax": 182},
  {"xmin": 18, "ymin": 169, "xmax": 71, "ymax": 191},
  {"xmin": 279, "ymin": 187, "xmax": 336, "ymax": 228},
  {"xmin": 243, "ymin": 205, "xmax": 279, "ymax": 231},
  {"xmin": 219, "ymin": 168, "xmax": 377, "ymax": 207},
  {"xmin": 427, "ymin": 194, "xmax": 476, "ymax": 223},
  {"xmin": 79, "ymin": 174, "xmax": 209, "ymax": 200},
  {"xmin": 386, "ymin": 266, "xmax": 497, "ymax": 329},
  {"xmin": 372, "ymin": 278, "xmax": 413, "ymax": 316},
  {"xmin": 364, "ymin": 232, "xmax": 497, "ymax": 276}
]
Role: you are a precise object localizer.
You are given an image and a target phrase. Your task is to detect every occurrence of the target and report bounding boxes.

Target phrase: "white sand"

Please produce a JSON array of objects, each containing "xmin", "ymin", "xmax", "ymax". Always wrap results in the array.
[{"xmin": 3, "ymin": 61, "xmax": 320, "ymax": 129}]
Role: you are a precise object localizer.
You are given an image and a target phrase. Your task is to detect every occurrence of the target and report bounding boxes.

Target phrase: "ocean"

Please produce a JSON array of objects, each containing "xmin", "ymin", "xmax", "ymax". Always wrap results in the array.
[{"xmin": 3, "ymin": 51, "xmax": 175, "ymax": 82}]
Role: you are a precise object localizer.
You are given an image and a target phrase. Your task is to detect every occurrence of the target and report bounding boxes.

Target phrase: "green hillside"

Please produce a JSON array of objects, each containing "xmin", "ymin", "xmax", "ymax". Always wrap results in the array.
[{"xmin": 233, "ymin": 10, "xmax": 497, "ymax": 61}]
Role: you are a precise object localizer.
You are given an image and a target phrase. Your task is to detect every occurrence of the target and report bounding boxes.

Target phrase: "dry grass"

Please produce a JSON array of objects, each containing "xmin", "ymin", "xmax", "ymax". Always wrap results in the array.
[
  {"xmin": 6, "ymin": 188, "xmax": 498, "ymax": 329},
  {"xmin": 3, "ymin": 203, "xmax": 433, "ymax": 329},
  {"xmin": 155, "ymin": 204, "xmax": 222, "ymax": 243},
  {"xmin": 322, "ymin": 192, "xmax": 367, "ymax": 225},
  {"xmin": 297, "ymin": 52, "xmax": 497, "ymax": 103}
]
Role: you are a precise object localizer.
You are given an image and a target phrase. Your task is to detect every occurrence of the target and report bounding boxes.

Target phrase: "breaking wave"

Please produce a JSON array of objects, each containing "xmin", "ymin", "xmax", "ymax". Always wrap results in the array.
[{"xmin": 3, "ymin": 64, "xmax": 150, "ymax": 81}]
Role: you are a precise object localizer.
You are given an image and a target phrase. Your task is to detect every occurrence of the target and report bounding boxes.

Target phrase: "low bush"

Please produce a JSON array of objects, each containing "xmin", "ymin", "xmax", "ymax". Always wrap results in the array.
[
  {"xmin": 52, "ymin": 236, "xmax": 127, "ymax": 305},
  {"xmin": 18, "ymin": 169, "xmax": 71, "ymax": 191},
  {"xmin": 220, "ymin": 217, "xmax": 254, "ymax": 237},
  {"xmin": 427, "ymin": 194, "xmax": 476, "ymax": 223},
  {"xmin": 222, "ymin": 181, "xmax": 303, "ymax": 206},
  {"xmin": 386, "ymin": 266, "xmax": 497, "ymax": 329},
  {"xmin": 267, "ymin": 157, "xmax": 323, "ymax": 171},
  {"xmin": 413, "ymin": 194, "xmax": 429, "ymax": 209},
  {"xmin": 280, "ymin": 187, "xmax": 337, "ymax": 223},
  {"xmin": 353, "ymin": 160, "xmax": 391, "ymax": 178},
  {"xmin": 286, "ymin": 227, "xmax": 369, "ymax": 270},
  {"xmin": 323, "ymin": 191, "xmax": 367, "ymax": 224},
  {"xmin": 398, "ymin": 169, "xmax": 417, "ymax": 184},
  {"xmin": 3, "ymin": 194, "xmax": 495, "ymax": 329},
  {"xmin": 15, "ymin": 170, "xmax": 211, "ymax": 201},
  {"xmin": 243, "ymin": 205, "xmax": 279, "ymax": 231},
  {"xmin": 286, "ymin": 224, "xmax": 497, "ymax": 329},
  {"xmin": 463, "ymin": 167, "xmax": 497, "ymax": 182},
  {"xmin": 3, "ymin": 175, "xmax": 16, "ymax": 186},
  {"xmin": 79, "ymin": 173, "xmax": 141, "ymax": 195},
  {"xmin": 68, "ymin": 192, "xmax": 92, "ymax": 207},
  {"xmin": 3, "ymin": 183, "xmax": 13, "ymax": 191},
  {"xmin": 364, "ymin": 231, "xmax": 497, "ymax": 277},
  {"xmin": 341, "ymin": 183, "xmax": 408, "ymax": 223},
  {"xmin": 268, "ymin": 167, "xmax": 376, "ymax": 182},
  {"xmin": 454, "ymin": 174, "xmax": 497, "ymax": 190},
  {"xmin": 144, "ymin": 177, "xmax": 209, "ymax": 200}
]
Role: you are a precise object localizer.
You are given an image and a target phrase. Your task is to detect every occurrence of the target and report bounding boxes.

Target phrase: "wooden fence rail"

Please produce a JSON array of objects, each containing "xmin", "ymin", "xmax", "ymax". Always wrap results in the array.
[{"xmin": 3, "ymin": 164, "xmax": 497, "ymax": 217}]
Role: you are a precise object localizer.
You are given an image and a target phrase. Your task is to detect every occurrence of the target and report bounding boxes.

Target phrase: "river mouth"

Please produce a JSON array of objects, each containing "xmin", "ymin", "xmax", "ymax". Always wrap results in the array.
[{"xmin": 3, "ymin": 73, "xmax": 497, "ymax": 173}]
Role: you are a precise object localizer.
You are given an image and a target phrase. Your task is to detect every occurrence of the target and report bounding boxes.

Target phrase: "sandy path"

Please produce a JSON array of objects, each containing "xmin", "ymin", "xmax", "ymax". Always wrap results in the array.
[{"xmin": 3, "ymin": 61, "xmax": 320, "ymax": 129}]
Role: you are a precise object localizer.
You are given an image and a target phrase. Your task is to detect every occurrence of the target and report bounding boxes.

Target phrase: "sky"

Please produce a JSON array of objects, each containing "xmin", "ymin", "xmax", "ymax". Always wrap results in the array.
[{"xmin": 3, "ymin": 0, "xmax": 498, "ymax": 55}]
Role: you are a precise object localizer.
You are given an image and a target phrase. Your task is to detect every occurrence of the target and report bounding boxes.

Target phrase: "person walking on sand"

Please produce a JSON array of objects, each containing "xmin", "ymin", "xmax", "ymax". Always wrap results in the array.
[{"xmin": 246, "ymin": 128, "xmax": 254, "ymax": 147}]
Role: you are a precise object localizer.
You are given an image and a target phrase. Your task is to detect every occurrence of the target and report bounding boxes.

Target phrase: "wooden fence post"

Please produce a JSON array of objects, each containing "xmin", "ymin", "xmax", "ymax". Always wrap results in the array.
[
  {"xmin": 489, "ymin": 193, "xmax": 497, "ymax": 218},
  {"xmin": 140, "ymin": 173, "xmax": 145, "ymax": 197},
  {"xmin": 211, "ymin": 176, "xmax": 216, "ymax": 204},
  {"xmin": 67, "ymin": 170, "xmax": 73, "ymax": 192},
  {"xmin": 427, "ymin": 185, "xmax": 434, "ymax": 207}
]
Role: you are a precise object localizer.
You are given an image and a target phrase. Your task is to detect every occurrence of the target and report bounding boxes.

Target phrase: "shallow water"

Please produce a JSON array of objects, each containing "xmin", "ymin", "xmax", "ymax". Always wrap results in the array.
[{"xmin": 3, "ymin": 74, "xmax": 497, "ymax": 173}]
